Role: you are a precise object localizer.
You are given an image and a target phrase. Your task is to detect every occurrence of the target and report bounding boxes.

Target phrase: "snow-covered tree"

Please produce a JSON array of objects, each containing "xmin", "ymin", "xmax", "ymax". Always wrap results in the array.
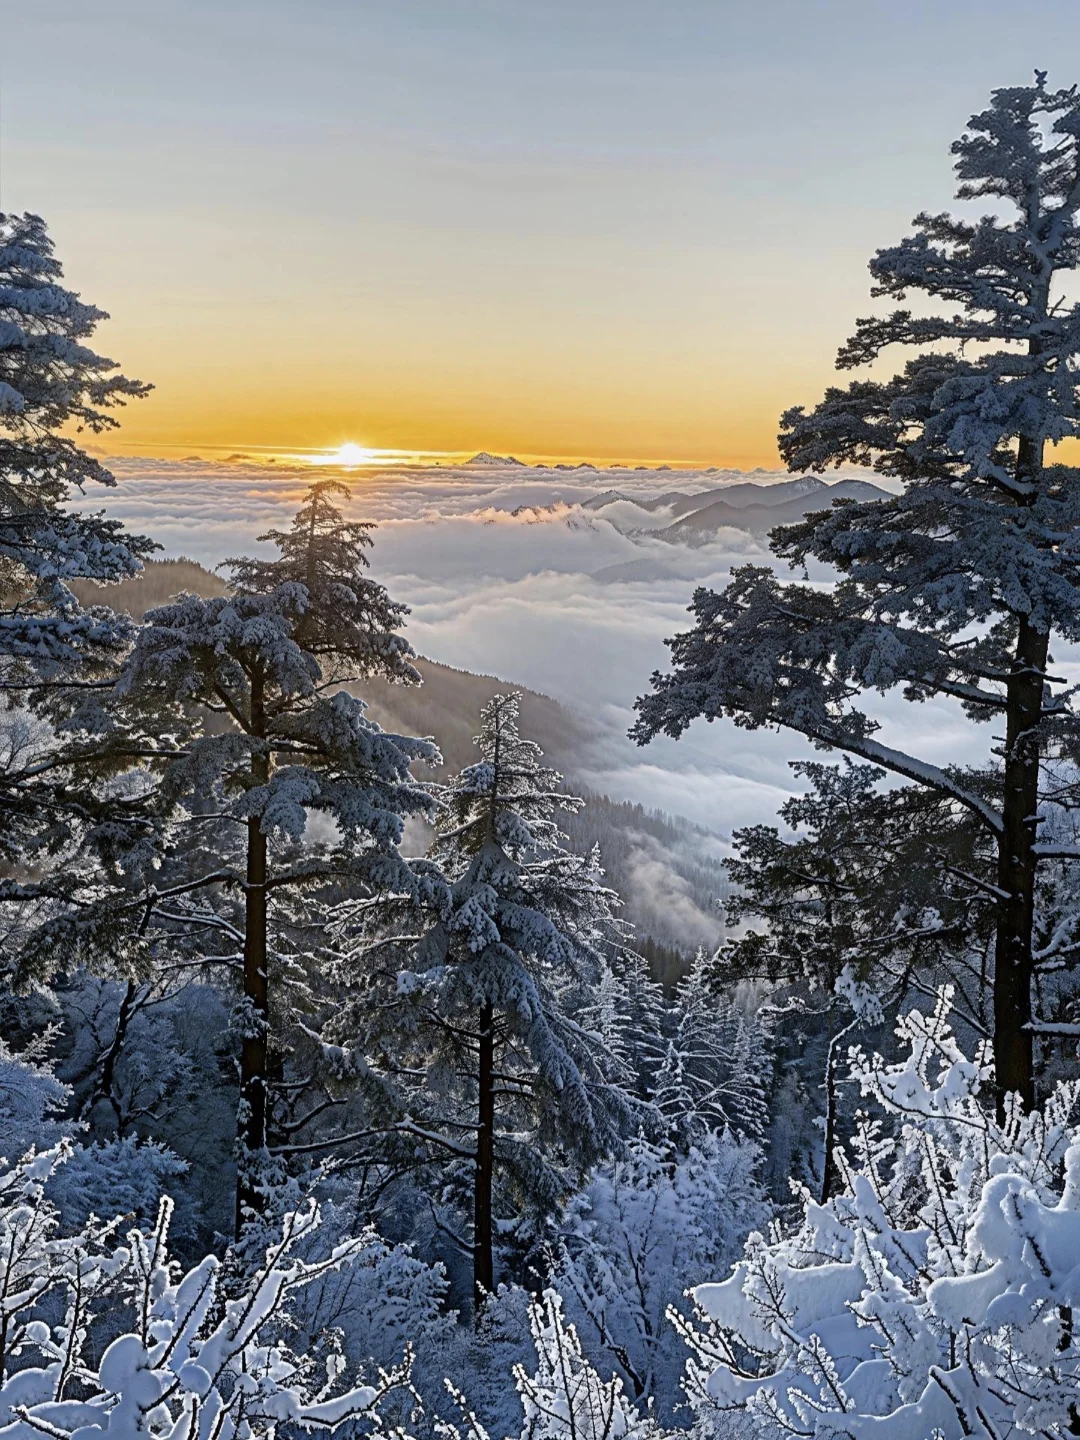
[
  {"xmin": 720, "ymin": 759, "xmax": 994, "ymax": 1198},
  {"xmin": 514, "ymin": 1292, "xmax": 659, "ymax": 1440},
  {"xmin": 681, "ymin": 989, "xmax": 1080, "ymax": 1437},
  {"xmin": 0, "ymin": 212, "xmax": 157, "ymax": 987},
  {"xmin": 0, "ymin": 211, "xmax": 150, "ymax": 689},
  {"xmin": 0, "ymin": 1145, "xmax": 409, "ymax": 1440},
  {"xmin": 328, "ymin": 695, "xmax": 638, "ymax": 1310},
  {"xmin": 557, "ymin": 1128, "xmax": 764, "ymax": 1419},
  {"xmin": 115, "ymin": 480, "xmax": 437, "ymax": 1236},
  {"xmin": 610, "ymin": 945, "xmax": 669, "ymax": 1102},
  {"xmin": 666, "ymin": 948, "xmax": 770, "ymax": 1144},
  {"xmin": 633, "ymin": 77, "xmax": 1080, "ymax": 1113},
  {"xmin": 439, "ymin": 1291, "xmax": 659, "ymax": 1440}
]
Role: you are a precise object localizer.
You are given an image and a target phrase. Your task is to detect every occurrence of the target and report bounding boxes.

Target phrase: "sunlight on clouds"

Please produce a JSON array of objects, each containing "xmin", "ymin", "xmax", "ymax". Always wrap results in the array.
[{"xmin": 70, "ymin": 454, "xmax": 970, "ymax": 837}]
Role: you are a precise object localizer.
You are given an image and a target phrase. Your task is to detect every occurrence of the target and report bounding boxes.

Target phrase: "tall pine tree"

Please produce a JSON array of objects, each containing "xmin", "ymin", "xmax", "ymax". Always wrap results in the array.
[
  {"xmin": 329, "ymin": 694, "xmax": 637, "ymax": 1311},
  {"xmin": 116, "ymin": 480, "xmax": 436, "ymax": 1236},
  {"xmin": 0, "ymin": 212, "xmax": 153, "ymax": 979},
  {"xmin": 634, "ymin": 78, "xmax": 1080, "ymax": 1112}
]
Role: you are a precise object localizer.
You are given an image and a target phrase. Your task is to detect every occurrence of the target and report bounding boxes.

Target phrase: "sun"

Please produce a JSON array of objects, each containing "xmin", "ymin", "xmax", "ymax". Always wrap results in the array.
[{"xmin": 318, "ymin": 441, "xmax": 375, "ymax": 467}]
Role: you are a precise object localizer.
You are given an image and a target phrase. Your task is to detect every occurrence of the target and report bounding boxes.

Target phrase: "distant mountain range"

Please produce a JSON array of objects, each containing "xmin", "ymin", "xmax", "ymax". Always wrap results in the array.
[
  {"xmin": 583, "ymin": 473, "xmax": 892, "ymax": 540},
  {"xmin": 465, "ymin": 452, "xmax": 526, "ymax": 467}
]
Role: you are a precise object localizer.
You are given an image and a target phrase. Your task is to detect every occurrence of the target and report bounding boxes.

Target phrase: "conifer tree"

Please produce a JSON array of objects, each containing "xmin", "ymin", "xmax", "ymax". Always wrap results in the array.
[
  {"xmin": 328, "ymin": 695, "xmax": 637, "ymax": 1311},
  {"xmin": 667, "ymin": 947, "xmax": 770, "ymax": 1143},
  {"xmin": 0, "ymin": 212, "xmax": 153, "ymax": 967},
  {"xmin": 634, "ymin": 78, "xmax": 1080, "ymax": 1112},
  {"xmin": 0, "ymin": 212, "xmax": 150, "ymax": 685},
  {"xmin": 116, "ymin": 481, "xmax": 436, "ymax": 1236}
]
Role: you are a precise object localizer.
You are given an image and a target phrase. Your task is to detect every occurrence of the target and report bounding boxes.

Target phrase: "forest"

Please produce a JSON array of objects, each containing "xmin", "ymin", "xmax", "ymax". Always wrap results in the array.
[{"xmin": 2, "ymin": 75, "xmax": 1080, "ymax": 1440}]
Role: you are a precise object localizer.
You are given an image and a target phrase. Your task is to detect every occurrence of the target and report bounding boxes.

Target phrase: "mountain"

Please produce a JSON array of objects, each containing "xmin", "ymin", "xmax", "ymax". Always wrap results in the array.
[
  {"xmin": 656, "ymin": 477, "xmax": 894, "ymax": 543},
  {"xmin": 351, "ymin": 655, "xmax": 585, "ymax": 776},
  {"xmin": 580, "ymin": 489, "xmax": 640, "ymax": 510},
  {"xmin": 71, "ymin": 559, "xmax": 721, "ymax": 960},
  {"xmin": 583, "ymin": 475, "xmax": 891, "ymax": 527},
  {"xmin": 690, "ymin": 475, "xmax": 830, "ymax": 510},
  {"xmin": 70, "ymin": 557, "xmax": 229, "ymax": 617},
  {"xmin": 465, "ymin": 451, "xmax": 525, "ymax": 466}
]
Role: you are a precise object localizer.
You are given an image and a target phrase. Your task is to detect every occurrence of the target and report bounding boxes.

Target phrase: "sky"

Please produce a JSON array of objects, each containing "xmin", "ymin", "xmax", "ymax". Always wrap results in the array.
[{"xmin": 10, "ymin": 0, "xmax": 1080, "ymax": 464}]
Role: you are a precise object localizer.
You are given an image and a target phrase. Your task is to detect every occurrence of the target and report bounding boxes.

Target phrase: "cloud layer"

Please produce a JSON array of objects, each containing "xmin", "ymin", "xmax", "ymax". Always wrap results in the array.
[{"xmin": 71, "ymin": 456, "xmax": 1000, "ymax": 837}]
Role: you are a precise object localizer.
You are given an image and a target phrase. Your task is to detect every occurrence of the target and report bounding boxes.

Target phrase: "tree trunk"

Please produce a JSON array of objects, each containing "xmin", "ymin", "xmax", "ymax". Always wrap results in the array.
[
  {"xmin": 473, "ymin": 1001, "xmax": 495, "ymax": 1313},
  {"xmin": 87, "ymin": 978, "xmax": 145, "ymax": 1133},
  {"xmin": 992, "ymin": 415, "xmax": 1047, "ymax": 1119},
  {"xmin": 821, "ymin": 1013, "xmax": 841, "ymax": 1204},
  {"xmin": 993, "ymin": 614, "xmax": 1046, "ymax": 1117},
  {"xmin": 236, "ymin": 665, "xmax": 270, "ymax": 1238}
]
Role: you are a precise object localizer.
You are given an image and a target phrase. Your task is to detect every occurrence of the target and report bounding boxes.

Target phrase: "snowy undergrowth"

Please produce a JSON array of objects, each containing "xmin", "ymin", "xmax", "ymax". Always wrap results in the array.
[
  {"xmin": 0, "ymin": 1137, "xmax": 671, "ymax": 1440},
  {"xmin": 681, "ymin": 989, "xmax": 1080, "ymax": 1438},
  {"xmin": 0, "ymin": 1146, "xmax": 408, "ymax": 1440}
]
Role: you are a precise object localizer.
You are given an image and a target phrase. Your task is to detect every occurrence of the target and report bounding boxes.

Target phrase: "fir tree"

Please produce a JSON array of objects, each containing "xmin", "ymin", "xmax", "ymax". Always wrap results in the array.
[
  {"xmin": 328, "ymin": 695, "xmax": 637, "ymax": 1312},
  {"xmin": 634, "ymin": 78, "xmax": 1080, "ymax": 1113},
  {"xmin": 0, "ymin": 212, "xmax": 155, "ymax": 984},
  {"xmin": 115, "ymin": 481, "xmax": 436, "ymax": 1237},
  {"xmin": 668, "ymin": 947, "xmax": 771, "ymax": 1144}
]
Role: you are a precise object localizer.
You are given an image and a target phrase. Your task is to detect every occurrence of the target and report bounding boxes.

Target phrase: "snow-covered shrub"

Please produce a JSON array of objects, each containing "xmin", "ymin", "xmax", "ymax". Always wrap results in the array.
[
  {"xmin": 681, "ymin": 989, "xmax": 1080, "ymax": 1437},
  {"xmin": 0, "ymin": 1034, "xmax": 71, "ymax": 1159},
  {"xmin": 515, "ymin": 1292, "xmax": 659, "ymax": 1440},
  {"xmin": 0, "ymin": 1146, "xmax": 409, "ymax": 1440},
  {"xmin": 47, "ymin": 1134, "xmax": 187, "ymax": 1234},
  {"xmin": 283, "ymin": 1196, "xmax": 457, "ymax": 1424},
  {"xmin": 440, "ymin": 1291, "xmax": 658, "ymax": 1440},
  {"xmin": 558, "ymin": 1130, "xmax": 764, "ymax": 1420}
]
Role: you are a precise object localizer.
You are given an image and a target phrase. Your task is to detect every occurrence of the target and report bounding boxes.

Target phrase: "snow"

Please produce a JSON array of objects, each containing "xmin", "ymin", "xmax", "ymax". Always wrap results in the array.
[{"xmin": 684, "ymin": 991, "xmax": 1080, "ymax": 1437}]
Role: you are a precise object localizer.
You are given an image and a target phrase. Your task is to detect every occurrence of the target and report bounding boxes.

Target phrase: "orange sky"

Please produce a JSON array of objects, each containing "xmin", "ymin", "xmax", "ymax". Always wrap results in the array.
[{"xmin": 16, "ymin": 3, "xmax": 1080, "ymax": 467}]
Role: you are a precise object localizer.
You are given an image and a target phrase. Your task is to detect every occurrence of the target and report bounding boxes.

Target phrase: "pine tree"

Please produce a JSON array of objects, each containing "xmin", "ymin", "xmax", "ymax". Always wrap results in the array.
[
  {"xmin": 664, "ymin": 947, "xmax": 770, "ymax": 1144},
  {"xmin": 0, "ymin": 212, "xmax": 154, "ymax": 982},
  {"xmin": 0, "ymin": 212, "xmax": 150, "ymax": 686},
  {"xmin": 614, "ymin": 945, "xmax": 668, "ymax": 1101},
  {"xmin": 328, "ymin": 695, "xmax": 637, "ymax": 1312},
  {"xmin": 115, "ymin": 481, "xmax": 437, "ymax": 1237},
  {"xmin": 633, "ymin": 78, "xmax": 1080, "ymax": 1114}
]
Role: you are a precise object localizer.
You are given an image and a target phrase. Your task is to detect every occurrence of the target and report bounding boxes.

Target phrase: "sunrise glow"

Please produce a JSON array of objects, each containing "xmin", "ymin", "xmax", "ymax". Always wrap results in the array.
[{"xmin": 312, "ymin": 442, "xmax": 377, "ymax": 467}]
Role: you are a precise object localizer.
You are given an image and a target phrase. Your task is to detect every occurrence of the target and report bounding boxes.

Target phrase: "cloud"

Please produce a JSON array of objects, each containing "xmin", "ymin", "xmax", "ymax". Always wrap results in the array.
[
  {"xmin": 622, "ymin": 840, "xmax": 723, "ymax": 951},
  {"xmin": 70, "ymin": 455, "xmax": 999, "ymax": 836}
]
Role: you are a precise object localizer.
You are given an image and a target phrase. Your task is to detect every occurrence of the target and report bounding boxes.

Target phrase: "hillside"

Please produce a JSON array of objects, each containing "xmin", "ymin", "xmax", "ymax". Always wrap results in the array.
[
  {"xmin": 71, "ymin": 557, "xmax": 229, "ymax": 616},
  {"xmin": 71, "ymin": 559, "xmax": 721, "ymax": 961}
]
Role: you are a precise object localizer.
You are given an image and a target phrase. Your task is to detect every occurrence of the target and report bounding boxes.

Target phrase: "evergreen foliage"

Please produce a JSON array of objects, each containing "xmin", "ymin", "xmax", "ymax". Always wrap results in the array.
[
  {"xmin": 0, "ymin": 211, "xmax": 156, "ymax": 986},
  {"xmin": 114, "ymin": 481, "xmax": 436, "ymax": 1236},
  {"xmin": 327, "ymin": 694, "xmax": 638, "ymax": 1310},
  {"xmin": 634, "ymin": 78, "xmax": 1080, "ymax": 1112},
  {"xmin": 13, "ymin": 74, "xmax": 1080, "ymax": 1440}
]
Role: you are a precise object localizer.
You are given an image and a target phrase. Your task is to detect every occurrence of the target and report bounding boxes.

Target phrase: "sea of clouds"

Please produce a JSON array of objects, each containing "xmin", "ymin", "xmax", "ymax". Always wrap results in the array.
[{"xmin": 71, "ymin": 455, "xmax": 979, "ymax": 838}]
